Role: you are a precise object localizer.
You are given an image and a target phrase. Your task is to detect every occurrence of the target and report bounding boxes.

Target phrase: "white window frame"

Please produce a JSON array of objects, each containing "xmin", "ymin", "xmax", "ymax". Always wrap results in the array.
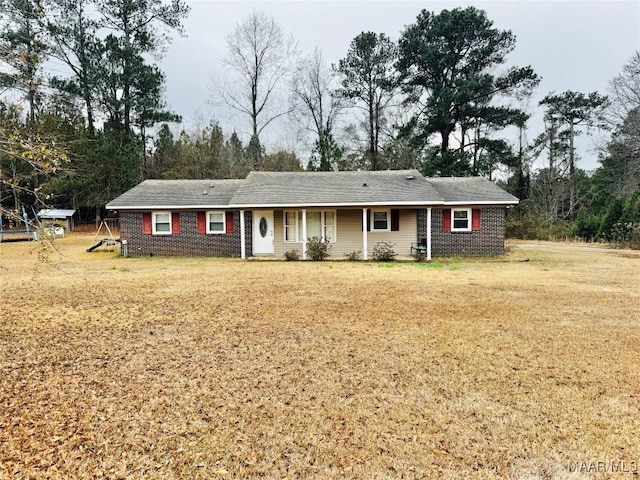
[
  {"xmin": 322, "ymin": 210, "xmax": 337, "ymax": 243},
  {"xmin": 152, "ymin": 211, "xmax": 172, "ymax": 235},
  {"xmin": 371, "ymin": 209, "xmax": 390, "ymax": 232},
  {"xmin": 283, "ymin": 210, "xmax": 337, "ymax": 243},
  {"xmin": 284, "ymin": 211, "xmax": 300, "ymax": 243},
  {"xmin": 206, "ymin": 210, "xmax": 226, "ymax": 234},
  {"xmin": 451, "ymin": 207, "xmax": 472, "ymax": 232}
]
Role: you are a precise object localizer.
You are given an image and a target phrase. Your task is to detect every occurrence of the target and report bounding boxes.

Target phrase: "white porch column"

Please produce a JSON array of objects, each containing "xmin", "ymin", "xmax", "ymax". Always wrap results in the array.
[
  {"xmin": 240, "ymin": 210, "xmax": 246, "ymax": 259},
  {"xmin": 426, "ymin": 207, "xmax": 432, "ymax": 261},
  {"xmin": 302, "ymin": 209, "xmax": 307, "ymax": 260},
  {"xmin": 362, "ymin": 208, "xmax": 368, "ymax": 260}
]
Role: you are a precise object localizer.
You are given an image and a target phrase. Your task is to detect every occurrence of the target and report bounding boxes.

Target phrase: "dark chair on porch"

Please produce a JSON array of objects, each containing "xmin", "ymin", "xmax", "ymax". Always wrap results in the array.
[{"xmin": 411, "ymin": 238, "xmax": 427, "ymax": 255}]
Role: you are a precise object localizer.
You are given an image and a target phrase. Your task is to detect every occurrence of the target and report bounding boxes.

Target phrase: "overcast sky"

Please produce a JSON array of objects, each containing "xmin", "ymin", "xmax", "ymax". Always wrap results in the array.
[{"xmin": 158, "ymin": 0, "xmax": 640, "ymax": 171}]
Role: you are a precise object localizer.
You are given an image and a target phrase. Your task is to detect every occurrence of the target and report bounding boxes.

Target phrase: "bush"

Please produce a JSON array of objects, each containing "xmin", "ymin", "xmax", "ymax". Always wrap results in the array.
[
  {"xmin": 505, "ymin": 212, "xmax": 571, "ymax": 241},
  {"xmin": 573, "ymin": 211, "xmax": 602, "ymax": 241},
  {"xmin": 344, "ymin": 250, "xmax": 362, "ymax": 261},
  {"xmin": 371, "ymin": 241, "xmax": 396, "ymax": 262},
  {"xmin": 544, "ymin": 221, "xmax": 572, "ymax": 240},
  {"xmin": 505, "ymin": 205, "xmax": 545, "ymax": 239},
  {"xmin": 306, "ymin": 236, "xmax": 331, "ymax": 261},
  {"xmin": 631, "ymin": 224, "xmax": 640, "ymax": 249},
  {"xmin": 598, "ymin": 199, "xmax": 624, "ymax": 240},
  {"xmin": 284, "ymin": 249, "xmax": 300, "ymax": 261}
]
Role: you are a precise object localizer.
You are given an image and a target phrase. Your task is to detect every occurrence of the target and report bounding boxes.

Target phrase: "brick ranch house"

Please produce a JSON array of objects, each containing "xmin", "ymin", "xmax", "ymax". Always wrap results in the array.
[{"xmin": 106, "ymin": 170, "xmax": 518, "ymax": 260}]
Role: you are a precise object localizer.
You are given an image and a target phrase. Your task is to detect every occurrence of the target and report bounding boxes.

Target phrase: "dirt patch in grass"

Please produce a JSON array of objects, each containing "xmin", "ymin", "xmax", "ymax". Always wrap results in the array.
[{"xmin": 1, "ymin": 236, "xmax": 639, "ymax": 479}]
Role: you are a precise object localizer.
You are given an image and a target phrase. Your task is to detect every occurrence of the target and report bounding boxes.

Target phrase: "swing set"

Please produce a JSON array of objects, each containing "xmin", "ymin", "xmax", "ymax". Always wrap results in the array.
[{"xmin": 86, "ymin": 218, "xmax": 121, "ymax": 252}]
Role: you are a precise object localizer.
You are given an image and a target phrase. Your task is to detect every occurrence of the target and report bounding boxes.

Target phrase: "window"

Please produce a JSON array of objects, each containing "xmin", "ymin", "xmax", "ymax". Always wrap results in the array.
[
  {"xmin": 284, "ymin": 210, "xmax": 336, "ymax": 242},
  {"xmin": 307, "ymin": 211, "xmax": 322, "ymax": 240},
  {"xmin": 152, "ymin": 212, "xmax": 171, "ymax": 234},
  {"xmin": 323, "ymin": 211, "xmax": 335, "ymax": 241},
  {"xmin": 451, "ymin": 208, "xmax": 471, "ymax": 232},
  {"xmin": 207, "ymin": 211, "xmax": 226, "ymax": 234},
  {"xmin": 371, "ymin": 209, "xmax": 390, "ymax": 231},
  {"xmin": 284, "ymin": 211, "xmax": 299, "ymax": 242}
]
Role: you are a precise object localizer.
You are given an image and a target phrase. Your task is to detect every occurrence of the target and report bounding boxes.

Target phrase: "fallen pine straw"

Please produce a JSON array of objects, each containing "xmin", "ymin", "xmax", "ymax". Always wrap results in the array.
[{"xmin": 1, "ymin": 236, "xmax": 639, "ymax": 479}]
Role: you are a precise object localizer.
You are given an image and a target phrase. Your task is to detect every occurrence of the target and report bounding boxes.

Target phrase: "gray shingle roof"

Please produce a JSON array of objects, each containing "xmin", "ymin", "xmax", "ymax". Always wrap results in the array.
[
  {"xmin": 429, "ymin": 177, "xmax": 519, "ymax": 204},
  {"xmin": 229, "ymin": 170, "xmax": 444, "ymax": 207},
  {"xmin": 106, "ymin": 172, "xmax": 518, "ymax": 210},
  {"xmin": 105, "ymin": 179, "xmax": 244, "ymax": 209}
]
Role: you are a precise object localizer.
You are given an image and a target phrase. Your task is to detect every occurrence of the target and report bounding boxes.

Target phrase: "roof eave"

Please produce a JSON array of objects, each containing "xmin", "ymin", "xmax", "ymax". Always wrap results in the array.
[
  {"xmin": 105, "ymin": 204, "xmax": 233, "ymax": 210},
  {"xmin": 107, "ymin": 200, "xmax": 518, "ymax": 210},
  {"xmin": 442, "ymin": 200, "xmax": 519, "ymax": 206},
  {"xmin": 228, "ymin": 200, "xmax": 447, "ymax": 209}
]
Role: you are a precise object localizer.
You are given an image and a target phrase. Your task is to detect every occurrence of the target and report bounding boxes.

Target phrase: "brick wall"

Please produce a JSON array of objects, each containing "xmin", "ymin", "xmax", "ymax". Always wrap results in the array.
[
  {"xmin": 418, "ymin": 207, "xmax": 506, "ymax": 256},
  {"xmin": 120, "ymin": 211, "xmax": 253, "ymax": 257},
  {"xmin": 120, "ymin": 208, "xmax": 505, "ymax": 258}
]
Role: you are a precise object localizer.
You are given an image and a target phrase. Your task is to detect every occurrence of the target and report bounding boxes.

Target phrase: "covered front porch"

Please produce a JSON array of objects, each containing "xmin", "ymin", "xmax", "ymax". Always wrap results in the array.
[{"xmin": 239, "ymin": 207, "xmax": 433, "ymax": 260}]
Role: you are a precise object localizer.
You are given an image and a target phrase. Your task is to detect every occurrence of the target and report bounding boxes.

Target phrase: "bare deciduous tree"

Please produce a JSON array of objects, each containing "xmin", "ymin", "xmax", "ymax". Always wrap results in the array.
[
  {"xmin": 587, "ymin": 52, "xmax": 640, "ymax": 200},
  {"xmin": 607, "ymin": 50, "xmax": 640, "ymax": 126},
  {"xmin": 292, "ymin": 48, "xmax": 345, "ymax": 171},
  {"xmin": 216, "ymin": 10, "xmax": 298, "ymax": 170},
  {"xmin": 601, "ymin": 106, "xmax": 640, "ymax": 199}
]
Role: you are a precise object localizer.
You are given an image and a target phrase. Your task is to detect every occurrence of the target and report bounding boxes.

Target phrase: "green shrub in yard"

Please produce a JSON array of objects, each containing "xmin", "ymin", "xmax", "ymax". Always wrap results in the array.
[
  {"xmin": 306, "ymin": 236, "xmax": 331, "ymax": 261},
  {"xmin": 372, "ymin": 241, "xmax": 396, "ymax": 262}
]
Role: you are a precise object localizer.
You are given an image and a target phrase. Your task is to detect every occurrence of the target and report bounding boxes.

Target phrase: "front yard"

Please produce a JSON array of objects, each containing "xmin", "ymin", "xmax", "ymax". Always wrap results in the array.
[{"xmin": 1, "ymin": 235, "xmax": 638, "ymax": 479}]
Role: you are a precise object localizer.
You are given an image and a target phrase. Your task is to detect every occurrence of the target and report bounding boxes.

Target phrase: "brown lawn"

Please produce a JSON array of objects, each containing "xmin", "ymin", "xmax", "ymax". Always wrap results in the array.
[{"xmin": 1, "ymin": 235, "xmax": 639, "ymax": 479}]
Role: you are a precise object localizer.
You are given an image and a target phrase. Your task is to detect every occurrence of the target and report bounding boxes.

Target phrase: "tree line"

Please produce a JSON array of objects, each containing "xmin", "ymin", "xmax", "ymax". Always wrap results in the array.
[{"xmin": 0, "ymin": 2, "xmax": 638, "ymax": 246}]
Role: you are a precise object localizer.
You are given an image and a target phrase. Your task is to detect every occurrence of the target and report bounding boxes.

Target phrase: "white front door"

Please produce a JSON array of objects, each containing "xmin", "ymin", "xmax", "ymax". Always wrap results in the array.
[{"xmin": 253, "ymin": 211, "xmax": 274, "ymax": 255}]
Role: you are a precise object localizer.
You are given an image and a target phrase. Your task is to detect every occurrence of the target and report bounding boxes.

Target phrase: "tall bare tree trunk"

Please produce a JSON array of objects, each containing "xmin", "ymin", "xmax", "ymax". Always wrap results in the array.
[
  {"xmin": 568, "ymin": 121, "xmax": 576, "ymax": 219},
  {"xmin": 369, "ymin": 93, "xmax": 376, "ymax": 170}
]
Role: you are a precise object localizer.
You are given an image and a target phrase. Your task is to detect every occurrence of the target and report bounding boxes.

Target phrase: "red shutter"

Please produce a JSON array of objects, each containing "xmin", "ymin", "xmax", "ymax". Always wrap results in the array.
[
  {"xmin": 391, "ymin": 209, "xmax": 400, "ymax": 231},
  {"xmin": 171, "ymin": 212, "xmax": 180, "ymax": 234},
  {"xmin": 472, "ymin": 209, "xmax": 481, "ymax": 231},
  {"xmin": 442, "ymin": 209, "xmax": 451, "ymax": 232},
  {"xmin": 197, "ymin": 211, "xmax": 206, "ymax": 234},
  {"xmin": 225, "ymin": 211, "xmax": 234, "ymax": 233},
  {"xmin": 142, "ymin": 212, "xmax": 152, "ymax": 234}
]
